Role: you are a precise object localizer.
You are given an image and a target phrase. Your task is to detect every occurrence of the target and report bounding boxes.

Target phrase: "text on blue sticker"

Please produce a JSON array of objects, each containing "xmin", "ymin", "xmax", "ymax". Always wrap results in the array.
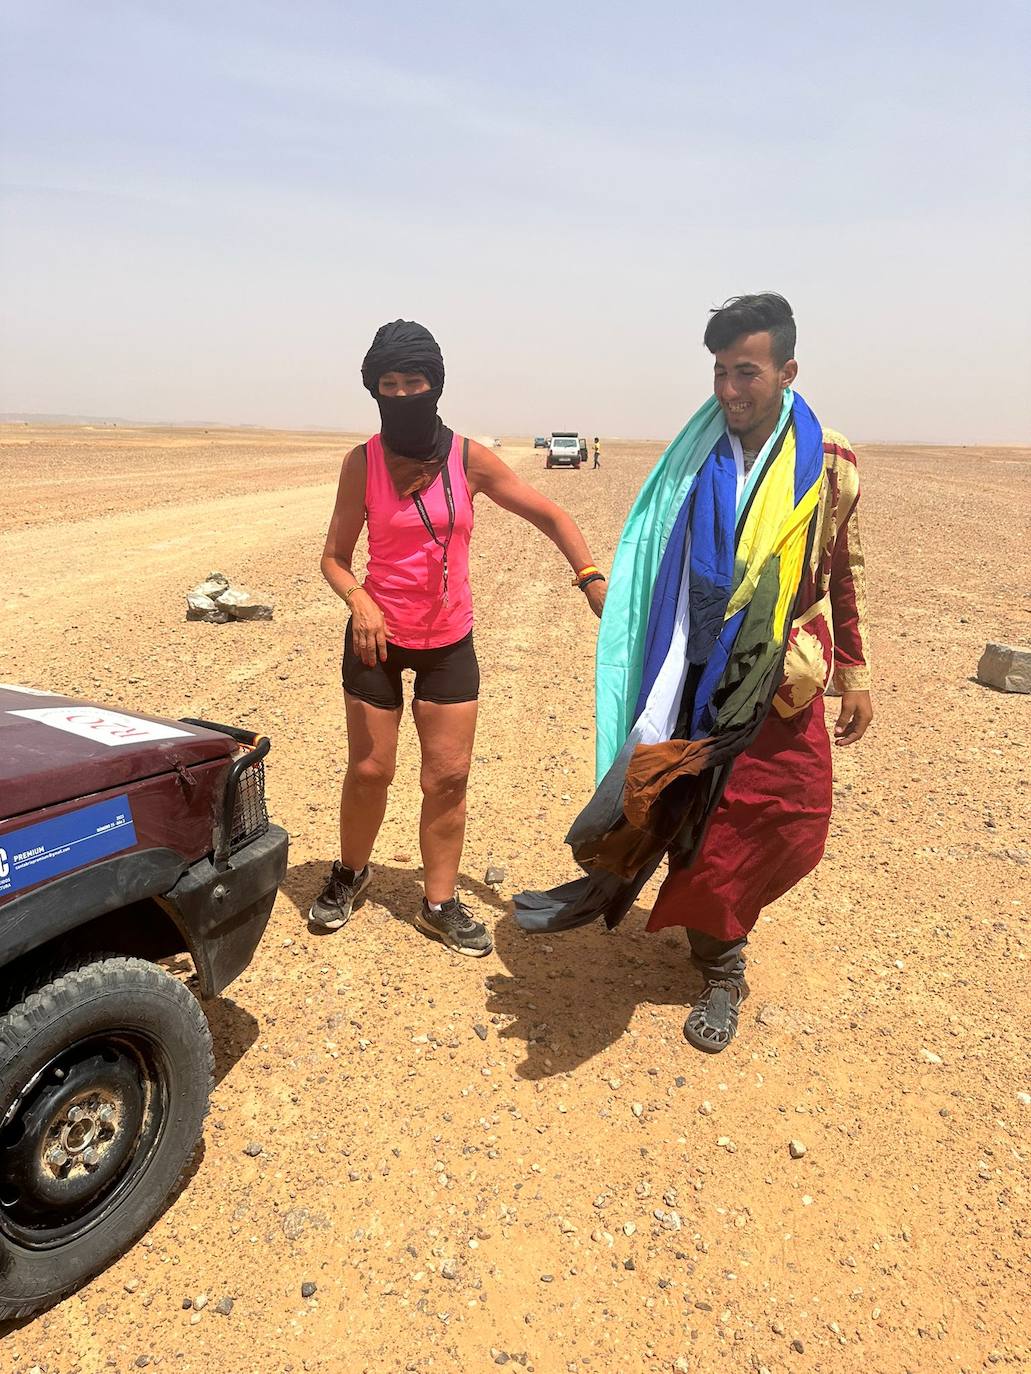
[{"xmin": 0, "ymin": 795, "xmax": 137, "ymax": 897}]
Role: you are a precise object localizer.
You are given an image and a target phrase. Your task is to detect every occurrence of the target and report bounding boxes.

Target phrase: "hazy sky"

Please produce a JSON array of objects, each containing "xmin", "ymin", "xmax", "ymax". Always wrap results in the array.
[{"xmin": 2, "ymin": 1, "xmax": 1029, "ymax": 443}]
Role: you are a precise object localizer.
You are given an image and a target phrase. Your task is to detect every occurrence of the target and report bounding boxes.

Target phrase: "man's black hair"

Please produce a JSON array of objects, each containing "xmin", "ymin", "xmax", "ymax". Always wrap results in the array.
[{"xmin": 703, "ymin": 292, "xmax": 796, "ymax": 367}]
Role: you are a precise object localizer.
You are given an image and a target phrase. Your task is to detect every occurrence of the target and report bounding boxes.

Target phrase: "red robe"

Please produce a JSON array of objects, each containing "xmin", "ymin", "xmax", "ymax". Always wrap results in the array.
[{"xmin": 647, "ymin": 430, "xmax": 869, "ymax": 941}]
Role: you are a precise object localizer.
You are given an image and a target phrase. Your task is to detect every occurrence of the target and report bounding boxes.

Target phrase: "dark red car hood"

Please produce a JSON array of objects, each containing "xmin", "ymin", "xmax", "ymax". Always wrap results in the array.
[{"xmin": 0, "ymin": 686, "xmax": 234, "ymax": 821}]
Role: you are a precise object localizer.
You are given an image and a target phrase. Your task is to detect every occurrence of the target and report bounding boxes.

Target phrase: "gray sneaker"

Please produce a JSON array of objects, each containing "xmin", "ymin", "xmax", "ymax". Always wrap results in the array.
[
  {"xmin": 415, "ymin": 895, "xmax": 493, "ymax": 957},
  {"xmin": 308, "ymin": 861, "xmax": 371, "ymax": 930}
]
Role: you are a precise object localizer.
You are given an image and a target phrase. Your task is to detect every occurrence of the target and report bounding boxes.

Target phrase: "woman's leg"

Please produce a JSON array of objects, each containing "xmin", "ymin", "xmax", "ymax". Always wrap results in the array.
[
  {"xmin": 411, "ymin": 698, "xmax": 478, "ymax": 904},
  {"xmin": 339, "ymin": 692, "xmax": 402, "ymax": 871}
]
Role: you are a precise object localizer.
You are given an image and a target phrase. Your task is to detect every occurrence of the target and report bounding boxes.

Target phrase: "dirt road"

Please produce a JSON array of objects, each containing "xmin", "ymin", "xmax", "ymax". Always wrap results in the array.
[{"xmin": 1, "ymin": 424, "xmax": 1028, "ymax": 1374}]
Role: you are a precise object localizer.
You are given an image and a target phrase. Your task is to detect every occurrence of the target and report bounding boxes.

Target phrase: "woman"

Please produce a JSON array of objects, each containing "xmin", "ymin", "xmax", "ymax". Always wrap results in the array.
[{"xmin": 310, "ymin": 320, "xmax": 607, "ymax": 955}]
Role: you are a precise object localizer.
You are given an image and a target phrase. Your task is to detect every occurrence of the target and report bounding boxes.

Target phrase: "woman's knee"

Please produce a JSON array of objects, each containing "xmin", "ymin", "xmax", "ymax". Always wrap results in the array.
[
  {"xmin": 420, "ymin": 763, "xmax": 470, "ymax": 801},
  {"xmin": 347, "ymin": 755, "xmax": 396, "ymax": 789}
]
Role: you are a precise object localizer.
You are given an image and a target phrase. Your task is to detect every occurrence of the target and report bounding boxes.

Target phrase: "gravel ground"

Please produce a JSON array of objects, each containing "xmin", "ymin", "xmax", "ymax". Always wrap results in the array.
[{"xmin": 1, "ymin": 424, "xmax": 1029, "ymax": 1374}]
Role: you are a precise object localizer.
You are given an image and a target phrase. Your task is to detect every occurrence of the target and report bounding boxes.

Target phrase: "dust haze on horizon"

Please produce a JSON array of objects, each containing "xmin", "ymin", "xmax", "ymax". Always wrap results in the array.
[{"xmin": 1, "ymin": 2, "xmax": 1029, "ymax": 448}]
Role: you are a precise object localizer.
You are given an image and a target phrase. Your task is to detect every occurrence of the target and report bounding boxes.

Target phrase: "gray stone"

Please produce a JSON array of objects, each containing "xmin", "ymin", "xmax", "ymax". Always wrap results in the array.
[
  {"xmin": 215, "ymin": 1296, "xmax": 234, "ymax": 1316},
  {"xmin": 196, "ymin": 573, "xmax": 230, "ymax": 597},
  {"xmin": 215, "ymin": 585, "xmax": 274, "ymax": 620},
  {"xmin": 485, "ymin": 865, "xmax": 506, "ymax": 886},
  {"xmin": 243, "ymin": 1141, "xmax": 263, "ymax": 1157},
  {"xmin": 185, "ymin": 592, "xmax": 231, "ymax": 624},
  {"xmin": 301, "ymin": 1281, "xmax": 317, "ymax": 1299},
  {"xmin": 977, "ymin": 643, "xmax": 1031, "ymax": 694}
]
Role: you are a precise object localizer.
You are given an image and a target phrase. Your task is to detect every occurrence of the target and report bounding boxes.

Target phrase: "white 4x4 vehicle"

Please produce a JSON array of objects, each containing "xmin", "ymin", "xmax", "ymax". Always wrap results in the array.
[{"xmin": 546, "ymin": 433, "xmax": 581, "ymax": 470}]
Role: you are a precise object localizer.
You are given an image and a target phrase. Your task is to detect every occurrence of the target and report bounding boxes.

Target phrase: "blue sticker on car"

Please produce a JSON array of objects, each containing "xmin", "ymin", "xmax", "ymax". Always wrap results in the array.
[{"xmin": 0, "ymin": 795, "xmax": 137, "ymax": 897}]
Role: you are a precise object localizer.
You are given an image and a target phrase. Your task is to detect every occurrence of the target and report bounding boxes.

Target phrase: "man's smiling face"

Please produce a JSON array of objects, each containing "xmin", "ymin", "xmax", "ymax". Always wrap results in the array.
[{"xmin": 713, "ymin": 330, "xmax": 797, "ymax": 451}]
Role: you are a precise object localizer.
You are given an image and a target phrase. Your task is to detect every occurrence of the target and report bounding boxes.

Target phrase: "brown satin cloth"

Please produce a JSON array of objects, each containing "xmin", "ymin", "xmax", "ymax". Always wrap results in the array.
[{"xmin": 572, "ymin": 737, "xmax": 719, "ymax": 880}]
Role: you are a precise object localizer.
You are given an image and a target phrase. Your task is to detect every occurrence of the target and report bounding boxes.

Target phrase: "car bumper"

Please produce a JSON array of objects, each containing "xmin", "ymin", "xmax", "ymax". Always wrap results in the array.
[{"xmin": 161, "ymin": 824, "xmax": 289, "ymax": 998}]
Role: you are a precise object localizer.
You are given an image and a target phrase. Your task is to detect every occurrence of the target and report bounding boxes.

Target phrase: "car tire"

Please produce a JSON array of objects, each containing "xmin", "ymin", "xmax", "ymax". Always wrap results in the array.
[{"xmin": 0, "ymin": 956, "xmax": 214, "ymax": 1320}]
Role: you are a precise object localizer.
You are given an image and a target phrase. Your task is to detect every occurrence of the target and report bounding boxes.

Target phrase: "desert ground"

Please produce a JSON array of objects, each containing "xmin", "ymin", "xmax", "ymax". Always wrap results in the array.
[{"xmin": 0, "ymin": 422, "xmax": 1028, "ymax": 1374}]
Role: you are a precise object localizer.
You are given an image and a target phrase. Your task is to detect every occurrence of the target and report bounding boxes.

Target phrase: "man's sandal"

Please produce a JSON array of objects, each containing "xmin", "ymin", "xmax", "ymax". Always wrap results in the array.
[{"xmin": 683, "ymin": 978, "xmax": 749, "ymax": 1054}]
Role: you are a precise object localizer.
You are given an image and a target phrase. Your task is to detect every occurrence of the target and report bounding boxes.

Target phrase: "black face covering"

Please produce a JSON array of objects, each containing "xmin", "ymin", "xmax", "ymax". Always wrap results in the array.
[
  {"xmin": 361, "ymin": 319, "xmax": 453, "ymax": 463},
  {"xmin": 376, "ymin": 386, "xmax": 448, "ymax": 461}
]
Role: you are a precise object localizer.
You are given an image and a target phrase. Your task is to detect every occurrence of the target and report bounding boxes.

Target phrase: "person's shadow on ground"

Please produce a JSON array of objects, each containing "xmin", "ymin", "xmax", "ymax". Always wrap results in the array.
[
  {"xmin": 486, "ymin": 904, "xmax": 703, "ymax": 1080},
  {"xmin": 280, "ymin": 858, "xmax": 702, "ymax": 1081}
]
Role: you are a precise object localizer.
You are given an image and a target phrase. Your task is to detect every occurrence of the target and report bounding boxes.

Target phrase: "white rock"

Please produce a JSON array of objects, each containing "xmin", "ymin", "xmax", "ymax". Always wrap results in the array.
[
  {"xmin": 1016, "ymin": 1092, "xmax": 1031, "ymax": 1107},
  {"xmin": 976, "ymin": 642, "xmax": 1031, "ymax": 694},
  {"xmin": 920, "ymin": 1048, "xmax": 944, "ymax": 1065},
  {"xmin": 788, "ymin": 1139, "xmax": 807, "ymax": 1159}
]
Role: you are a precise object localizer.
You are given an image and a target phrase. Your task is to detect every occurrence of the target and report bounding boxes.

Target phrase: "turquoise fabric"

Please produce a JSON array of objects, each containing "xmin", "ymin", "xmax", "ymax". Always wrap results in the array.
[{"xmin": 594, "ymin": 390, "xmax": 793, "ymax": 781}]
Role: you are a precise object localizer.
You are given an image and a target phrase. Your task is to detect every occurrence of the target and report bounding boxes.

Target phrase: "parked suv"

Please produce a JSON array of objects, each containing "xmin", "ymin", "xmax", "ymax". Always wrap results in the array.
[
  {"xmin": 0, "ymin": 686, "xmax": 288, "ymax": 1319},
  {"xmin": 546, "ymin": 432, "xmax": 582, "ymax": 469}
]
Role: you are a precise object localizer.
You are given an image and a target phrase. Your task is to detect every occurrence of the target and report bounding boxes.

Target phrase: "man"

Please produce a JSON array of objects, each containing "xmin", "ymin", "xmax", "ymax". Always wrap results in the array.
[
  {"xmin": 592, "ymin": 437, "xmax": 601, "ymax": 469},
  {"xmin": 515, "ymin": 293, "xmax": 872, "ymax": 1054}
]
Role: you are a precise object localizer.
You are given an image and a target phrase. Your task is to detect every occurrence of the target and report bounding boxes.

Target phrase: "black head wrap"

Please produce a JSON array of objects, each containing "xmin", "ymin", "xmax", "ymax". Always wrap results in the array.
[{"xmin": 361, "ymin": 320, "xmax": 452, "ymax": 464}]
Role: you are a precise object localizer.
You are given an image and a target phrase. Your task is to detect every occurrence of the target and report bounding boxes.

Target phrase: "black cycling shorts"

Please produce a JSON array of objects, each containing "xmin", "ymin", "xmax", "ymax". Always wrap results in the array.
[{"xmin": 342, "ymin": 623, "xmax": 480, "ymax": 710}]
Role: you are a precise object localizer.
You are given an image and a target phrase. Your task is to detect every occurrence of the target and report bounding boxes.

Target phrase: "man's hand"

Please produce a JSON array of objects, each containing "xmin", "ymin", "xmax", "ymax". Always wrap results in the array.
[{"xmin": 834, "ymin": 689, "xmax": 873, "ymax": 747}]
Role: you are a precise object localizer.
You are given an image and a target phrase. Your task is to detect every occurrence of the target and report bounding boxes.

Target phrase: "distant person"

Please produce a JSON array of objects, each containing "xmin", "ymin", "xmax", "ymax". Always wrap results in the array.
[
  {"xmin": 592, "ymin": 437, "xmax": 601, "ymax": 469},
  {"xmin": 516, "ymin": 293, "xmax": 873, "ymax": 1052},
  {"xmin": 312, "ymin": 320, "xmax": 607, "ymax": 955}
]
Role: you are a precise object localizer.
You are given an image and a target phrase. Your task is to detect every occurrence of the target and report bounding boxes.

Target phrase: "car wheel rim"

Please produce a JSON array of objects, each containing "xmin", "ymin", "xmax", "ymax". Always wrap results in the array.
[{"xmin": 0, "ymin": 1034, "xmax": 168, "ymax": 1248}]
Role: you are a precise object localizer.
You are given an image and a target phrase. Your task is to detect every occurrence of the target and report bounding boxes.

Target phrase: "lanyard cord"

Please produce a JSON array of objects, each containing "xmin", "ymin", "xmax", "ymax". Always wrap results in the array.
[{"xmin": 411, "ymin": 461, "xmax": 457, "ymax": 606}]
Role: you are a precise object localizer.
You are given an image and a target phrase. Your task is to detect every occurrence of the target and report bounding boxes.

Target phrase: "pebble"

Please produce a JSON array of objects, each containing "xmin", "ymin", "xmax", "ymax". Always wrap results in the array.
[
  {"xmin": 698, "ymin": 1101, "xmax": 713, "ymax": 1116},
  {"xmin": 243, "ymin": 1141, "xmax": 263, "ymax": 1157},
  {"xmin": 623, "ymin": 1222, "xmax": 637, "ymax": 1236},
  {"xmin": 1017, "ymin": 1092, "xmax": 1031, "ymax": 1107},
  {"xmin": 791, "ymin": 1339, "xmax": 805, "ymax": 1353},
  {"xmin": 473, "ymin": 1024, "xmax": 489, "ymax": 1041},
  {"xmin": 124, "ymin": 1279, "xmax": 140, "ymax": 1293},
  {"xmin": 540, "ymin": 1273, "xmax": 554, "ymax": 1283},
  {"xmin": 788, "ymin": 1139, "xmax": 807, "ymax": 1159},
  {"xmin": 215, "ymin": 1296, "xmax": 234, "ymax": 1316},
  {"xmin": 674, "ymin": 1075, "xmax": 686, "ymax": 1088},
  {"xmin": 301, "ymin": 1281, "xmax": 317, "ymax": 1298},
  {"xmin": 674, "ymin": 1360, "xmax": 690, "ymax": 1373},
  {"xmin": 771, "ymin": 1319, "xmax": 785, "ymax": 1335},
  {"xmin": 632, "ymin": 1102, "xmax": 644, "ymax": 1118},
  {"xmin": 192, "ymin": 1294, "xmax": 208, "ymax": 1311},
  {"xmin": 624, "ymin": 1257, "xmax": 636, "ymax": 1271},
  {"xmin": 920, "ymin": 1048, "xmax": 943, "ymax": 1065},
  {"xmin": 440, "ymin": 1260, "xmax": 458, "ymax": 1280}
]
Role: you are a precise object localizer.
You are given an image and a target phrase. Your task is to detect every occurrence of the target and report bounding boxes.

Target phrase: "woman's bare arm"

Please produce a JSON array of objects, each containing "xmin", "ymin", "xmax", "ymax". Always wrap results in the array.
[
  {"xmin": 466, "ymin": 440, "xmax": 606, "ymax": 615},
  {"xmin": 321, "ymin": 446, "xmax": 388, "ymax": 663}
]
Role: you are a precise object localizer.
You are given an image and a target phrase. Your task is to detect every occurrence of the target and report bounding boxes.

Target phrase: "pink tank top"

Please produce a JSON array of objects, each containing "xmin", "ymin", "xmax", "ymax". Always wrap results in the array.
[{"xmin": 362, "ymin": 432, "xmax": 474, "ymax": 649}]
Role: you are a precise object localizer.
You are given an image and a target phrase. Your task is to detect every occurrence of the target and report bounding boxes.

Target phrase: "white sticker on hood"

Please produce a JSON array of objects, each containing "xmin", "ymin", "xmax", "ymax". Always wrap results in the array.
[
  {"xmin": 8, "ymin": 707, "xmax": 192, "ymax": 747},
  {"xmin": 0, "ymin": 684, "xmax": 59, "ymax": 697}
]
